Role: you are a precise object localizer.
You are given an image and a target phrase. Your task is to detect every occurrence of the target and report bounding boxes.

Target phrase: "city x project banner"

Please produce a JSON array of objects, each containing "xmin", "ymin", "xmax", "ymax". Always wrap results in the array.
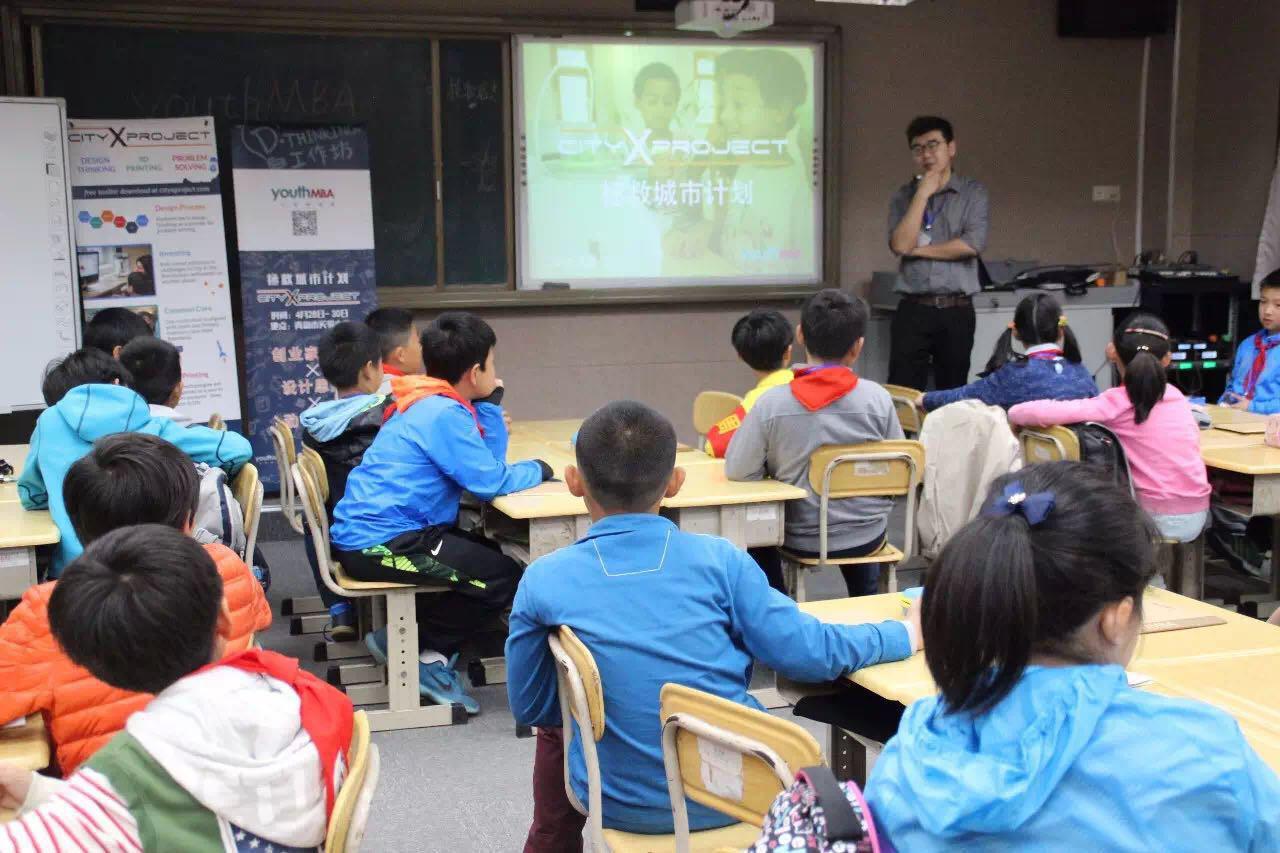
[
  {"xmin": 67, "ymin": 116, "xmax": 241, "ymax": 427},
  {"xmin": 231, "ymin": 124, "xmax": 377, "ymax": 490}
]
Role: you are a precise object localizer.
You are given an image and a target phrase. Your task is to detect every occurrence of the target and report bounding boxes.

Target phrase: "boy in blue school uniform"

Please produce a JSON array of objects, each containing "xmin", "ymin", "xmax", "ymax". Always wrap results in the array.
[
  {"xmin": 1222, "ymin": 268, "xmax": 1280, "ymax": 414},
  {"xmin": 506, "ymin": 401, "xmax": 921, "ymax": 846},
  {"xmin": 331, "ymin": 311, "xmax": 553, "ymax": 713}
]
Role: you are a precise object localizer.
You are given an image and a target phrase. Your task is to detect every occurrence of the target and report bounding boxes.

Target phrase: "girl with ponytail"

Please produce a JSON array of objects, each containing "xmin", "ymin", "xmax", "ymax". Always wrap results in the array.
[
  {"xmin": 922, "ymin": 293, "xmax": 1097, "ymax": 411},
  {"xmin": 1008, "ymin": 311, "xmax": 1210, "ymax": 542},
  {"xmin": 866, "ymin": 463, "xmax": 1280, "ymax": 851}
]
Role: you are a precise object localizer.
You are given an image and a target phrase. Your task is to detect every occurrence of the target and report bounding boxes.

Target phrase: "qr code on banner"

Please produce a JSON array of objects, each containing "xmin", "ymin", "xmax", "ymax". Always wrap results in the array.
[{"xmin": 292, "ymin": 210, "xmax": 318, "ymax": 237}]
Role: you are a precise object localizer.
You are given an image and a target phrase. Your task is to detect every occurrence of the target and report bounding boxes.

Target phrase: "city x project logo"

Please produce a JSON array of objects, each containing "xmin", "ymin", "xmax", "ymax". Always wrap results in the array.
[
  {"xmin": 67, "ymin": 126, "xmax": 214, "ymax": 148},
  {"xmin": 557, "ymin": 129, "xmax": 789, "ymax": 166}
]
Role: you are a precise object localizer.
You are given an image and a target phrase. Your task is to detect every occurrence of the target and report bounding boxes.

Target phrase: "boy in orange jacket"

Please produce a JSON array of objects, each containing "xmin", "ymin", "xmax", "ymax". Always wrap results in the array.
[{"xmin": 0, "ymin": 432, "xmax": 270, "ymax": 774}]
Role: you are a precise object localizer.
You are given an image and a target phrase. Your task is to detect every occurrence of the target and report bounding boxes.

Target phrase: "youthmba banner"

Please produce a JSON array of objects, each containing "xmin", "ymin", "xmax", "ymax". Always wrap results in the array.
[
  {"xmin": 67, "ymin": 116, "xmax": 241, "ymax": 427},
  {"xmin": 231, "ymin": 124, "xmax": 377, "ymax": 489}
]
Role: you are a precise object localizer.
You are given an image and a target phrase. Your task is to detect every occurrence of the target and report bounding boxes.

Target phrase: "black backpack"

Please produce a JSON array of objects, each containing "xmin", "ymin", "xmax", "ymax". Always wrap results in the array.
[{"xmin": 1069, "ymin": 422, "xmax": 1133, "ymax": 494}]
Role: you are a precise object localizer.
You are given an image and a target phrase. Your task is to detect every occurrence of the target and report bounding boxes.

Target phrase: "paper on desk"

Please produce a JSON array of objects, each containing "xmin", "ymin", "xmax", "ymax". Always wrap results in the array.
[{"xmin": 2, "ymin": 717, "xmax": 26, "ymax": 730}]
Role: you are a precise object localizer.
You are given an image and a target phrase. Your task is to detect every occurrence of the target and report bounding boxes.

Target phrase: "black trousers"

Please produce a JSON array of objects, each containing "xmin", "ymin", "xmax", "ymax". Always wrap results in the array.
[
  {"xmin": 752, "ymin": 536, "xmax": 885, "ymax": 598},
  {"xmin": 888, "ymin": 298, "xmax": 977, "ymax": 392},
  {"xmin": 335, "ymin": 526, "xmax": 519, "ymax": 655}
]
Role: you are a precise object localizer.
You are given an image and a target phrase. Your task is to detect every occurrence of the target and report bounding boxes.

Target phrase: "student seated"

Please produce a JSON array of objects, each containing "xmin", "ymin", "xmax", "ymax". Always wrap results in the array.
[
  {"xmin": 704, "ymin": 308, "xmax": 795, "ymax": 458},
  {"xmin": 20, "ymin": 348, "xmax": 252, "ymax": 574},
  {"xmin": 82, "ymin": 306, "xmax": 153, "ymax": 358},
  {"xmin": 1222, "ymin": 267, "xmax": 1280, "ymax": 413},
  {"xmin": 0, "ymin": 525, "xmax": 351, "ymax": 852},
  {"xmin": 365, "ymin": 306, "xmax": 424, "ymax": 396},
  {"xmin": 332, "ymin": 311, "xmax": 553, "ymax": 713},
  {"xmin": 1009, "ymin": 313, "xmax": 1210, "ymax": 542},
  {"xmin": 119, "ymin": 335, "xmax": 192, "ymax": 425},
  {"xmin": 507, "ymin": 401, "xmax": 919, "ymax": 844},
  {"xmin": 726, "ymin": 289, "xmax": 903, "ymax": 596},
  {"xmin": 922, "ymin": 292, "xmax": 1097, "ymax": 411},
  {"xmin": 866, "ymin": 462, "xmax": 1280, "ymax": 850},
  {"xmin": 0, "ymin": 433, "xmax": 270, "ymax": 776},
  {"xmin": 299, "ymin": 321, "xmax": 387, "ymax": 640}
]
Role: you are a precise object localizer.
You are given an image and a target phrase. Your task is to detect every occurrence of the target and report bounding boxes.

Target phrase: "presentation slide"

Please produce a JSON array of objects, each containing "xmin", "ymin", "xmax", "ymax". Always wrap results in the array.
[{"xmin": 516, "ymin": 37, "xmax": 823, "ymax": 289}]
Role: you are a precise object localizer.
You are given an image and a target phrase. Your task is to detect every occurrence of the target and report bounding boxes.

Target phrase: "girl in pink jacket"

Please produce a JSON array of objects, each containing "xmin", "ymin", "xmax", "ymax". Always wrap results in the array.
[{"xmin": 1008, "ymin": 312, "xmax": 1209, "ymax": 542}]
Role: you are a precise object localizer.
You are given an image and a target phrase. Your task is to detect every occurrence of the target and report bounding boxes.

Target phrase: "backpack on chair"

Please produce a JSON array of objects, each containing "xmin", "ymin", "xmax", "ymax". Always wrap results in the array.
[
  {"xmin": 1069, "ymin": 422, "xmax": 1132, "ymax": 493},
  {"xmin": 749, "ymin": 766, "xmax": 885, "ymax": 852},
  {"xmin": 192, "ymin": 462, "xmax": 247, "ymax": 554}
]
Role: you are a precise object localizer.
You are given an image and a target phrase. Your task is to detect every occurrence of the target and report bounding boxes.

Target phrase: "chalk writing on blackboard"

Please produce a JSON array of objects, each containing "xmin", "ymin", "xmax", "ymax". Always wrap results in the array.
[
  {"xmin": 128, "ymin": 78, "xmax": 359, "ymax": 122},
  {"xmin": 460, "ymin": 140, "xmax": 500, "ymax": 193},
  {"xmin": 447, "ymin": 76, "xmax": 499, "ymax": 106}
]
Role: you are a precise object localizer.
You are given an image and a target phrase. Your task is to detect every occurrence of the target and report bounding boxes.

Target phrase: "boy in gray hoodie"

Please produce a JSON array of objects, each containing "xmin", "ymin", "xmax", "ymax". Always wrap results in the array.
[{"xmin": 726, "ymin": 288, "xmax": 902, "ymax": 595}]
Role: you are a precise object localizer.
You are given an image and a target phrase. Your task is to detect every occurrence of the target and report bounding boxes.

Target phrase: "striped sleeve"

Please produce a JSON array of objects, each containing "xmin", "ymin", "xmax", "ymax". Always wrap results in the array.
[{"xmin": 0, "ymin": 768, "xmax": 141, "ymax": 852}]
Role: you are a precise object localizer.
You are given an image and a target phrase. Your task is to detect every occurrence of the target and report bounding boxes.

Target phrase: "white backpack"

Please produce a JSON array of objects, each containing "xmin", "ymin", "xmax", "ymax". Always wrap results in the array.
[{"xmin": 916, "ymin": 400, "xmax": 1022, "ymax": 559}]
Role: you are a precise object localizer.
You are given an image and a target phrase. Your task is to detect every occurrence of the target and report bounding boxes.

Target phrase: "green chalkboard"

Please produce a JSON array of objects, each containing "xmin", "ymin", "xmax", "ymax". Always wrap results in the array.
[
  {"xmin": 41, "ymin": 24, "xmax": 437, "ymax": 286},
  {"xmin": 440, "ymin": 39, "xmax": 508, "ymax": 285}
]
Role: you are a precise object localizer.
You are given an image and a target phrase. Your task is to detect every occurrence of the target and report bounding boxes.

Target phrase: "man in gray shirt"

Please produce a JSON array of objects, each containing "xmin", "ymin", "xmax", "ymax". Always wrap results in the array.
[{"xmin": 887, "ymin": 116, "xmax": 990, "ymax": 392}]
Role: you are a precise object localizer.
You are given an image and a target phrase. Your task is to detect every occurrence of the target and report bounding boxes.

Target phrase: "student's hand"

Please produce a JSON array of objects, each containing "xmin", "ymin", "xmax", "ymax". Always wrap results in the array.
[
  {"xmin": 503, "ymin": 410, "xmax": 513, "ymax": 431},
  {"xmin": 0, "ymin": 762, "xmax": 34, "ymax": 810},
  {"xmin": 1268, "ymin": 608, "xmax": 1280, "ymax": 627},
  {"xmin": 906, "ymin": 599, "xmax": 924, "ymax": 652},
  {"xmin": 1226, "ymin": 395, "xmax": 1251, "ymax": 411}
]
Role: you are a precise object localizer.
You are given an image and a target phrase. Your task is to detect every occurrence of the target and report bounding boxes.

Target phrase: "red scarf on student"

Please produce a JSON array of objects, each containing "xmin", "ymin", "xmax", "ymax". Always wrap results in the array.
[
  {"xmin": 790, "ymin": 365, "xmax": 859, "ymax": 411},
  {"xmin": 1243, "ymin": 332, "xmax": 1280, "ymax": 398},
  {"xmin": 388, "ymin": 374, "xmax": 483, "ymax": 434},
  {"xmin": 198, "ymin": 650, "xmax": 354, "ymax": 817}
]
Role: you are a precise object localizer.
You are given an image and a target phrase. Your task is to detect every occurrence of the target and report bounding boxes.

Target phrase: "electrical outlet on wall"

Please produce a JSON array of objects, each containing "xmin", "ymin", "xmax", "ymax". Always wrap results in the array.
[{"xmin": 1092, "ymin": 185, "xmax": 1122, "ymax": 203}]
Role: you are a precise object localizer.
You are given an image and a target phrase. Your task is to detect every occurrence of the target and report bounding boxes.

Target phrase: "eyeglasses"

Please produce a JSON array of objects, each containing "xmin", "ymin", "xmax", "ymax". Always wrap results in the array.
[{"xmin": 910, "ymin": 139, "xmax": 945, "ymax": 156}]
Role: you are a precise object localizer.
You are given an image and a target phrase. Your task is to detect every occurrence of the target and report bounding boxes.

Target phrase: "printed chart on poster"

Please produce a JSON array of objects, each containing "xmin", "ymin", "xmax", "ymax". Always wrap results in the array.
[
  {"xmin": 67, "ymin": 116, "xmax": 241, "ymax": 426},
  {"xmin": 232, "ymin": 124, "xmax": 378, "ymax": 489}
]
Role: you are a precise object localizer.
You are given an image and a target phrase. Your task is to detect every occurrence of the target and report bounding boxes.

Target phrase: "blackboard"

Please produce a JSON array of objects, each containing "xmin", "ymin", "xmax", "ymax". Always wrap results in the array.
[
  {"xmin": 41, "ymin": 25, "xmax": 436, "ymax": 286},
  {"xmin": 440, "ymin": 39, "xmax": 508, "ymax": 285}
]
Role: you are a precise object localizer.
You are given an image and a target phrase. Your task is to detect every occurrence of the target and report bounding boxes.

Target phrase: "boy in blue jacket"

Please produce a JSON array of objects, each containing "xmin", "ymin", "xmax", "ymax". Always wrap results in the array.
[
  {"xmin": 506, "ymin": 400, "xmax": 920, "ymax": 845},
  {"xmin": 332, "ymin": 311, "xmax": 552, "ymax": 713},
  {"xmin": 1222, "ymin": 268, "xmax": 1280, "ymax": 414},
  {"xmin": 20, "ymin": 348, "xmax": 251, "ymax": 576}
]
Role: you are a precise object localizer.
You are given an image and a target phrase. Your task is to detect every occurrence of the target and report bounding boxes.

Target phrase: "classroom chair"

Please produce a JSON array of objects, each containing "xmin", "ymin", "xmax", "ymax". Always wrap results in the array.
[
  {"xmin": 1017, "ymin": 425, "xmax": 1080, "ymax": 465},
  {"xmin": 780, "ymin": 440, "xmax": 925, "ymax": 602},
  {"xmin": 292, "ymin": 460, "xmax": 463, "ymax": 731},
  {"xmin": 692, "ymin": 391, "xmax": 743, "ymax": 444},
  {"xmin": 325, "ymin": 710, "xmax": 380, "ymax": 853},
  {"xmin": 660, "ymin": 683, "xmax": 824, "ymax": 853},
  {"xmin": 230, "ymin": 462, "xmax": 263, "ymax": 564},
  {"xmin": 207, "ymin": 413, "xmax": 226, "ymax": 431},
  {"xmin": 270, "ymin": 417, "xmax": 305, "ymax": 535},
  {"xmin": 548, "ymin": 627, "xmax": 772, "ymax": 852},
  {"xmin": 883, "ymin": 384, "xmax": 926, "ymax": 437}
]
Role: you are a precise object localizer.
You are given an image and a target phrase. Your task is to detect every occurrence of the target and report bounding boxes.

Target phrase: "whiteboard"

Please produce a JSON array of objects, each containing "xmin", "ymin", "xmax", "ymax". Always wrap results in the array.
[{"xmin": 0, "ymin": 97, "xmax": 80, "ymax": 413}]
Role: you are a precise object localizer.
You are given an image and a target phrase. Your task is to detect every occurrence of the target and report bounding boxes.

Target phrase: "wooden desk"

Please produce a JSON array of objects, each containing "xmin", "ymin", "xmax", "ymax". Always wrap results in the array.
[
  {"xmin": 493, "ymin": 420, "xmax": 806, "ymax": 562},
  {"xmin": 0, "ymin": 715, "xmax": 51, "ymax": 771},
  {"xmin": 0, "ymin": 444, "xmax": 29, "ymax": 503},
  {"xmin": 0, "ymin": 502, "xmax": 57, "ymax": 600},
  {"xmin": 1198, "ymin": 407, "xmax": 1280, "ymax": 598},
  {"xmin": 798, "ymin": 589, "xmax": 1280, "ymax": 776}
]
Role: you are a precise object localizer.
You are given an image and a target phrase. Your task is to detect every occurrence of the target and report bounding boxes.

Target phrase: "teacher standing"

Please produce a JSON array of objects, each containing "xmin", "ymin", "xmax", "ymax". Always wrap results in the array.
[{"xmin": 887, "ymin": 116, "xmax": 990, "ymax": 391}]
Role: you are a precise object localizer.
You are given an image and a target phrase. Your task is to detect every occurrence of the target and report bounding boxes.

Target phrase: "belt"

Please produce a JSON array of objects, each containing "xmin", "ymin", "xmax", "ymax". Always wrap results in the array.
[{"xmin": 902, "ymin": 293, "xmax": 972, "ymax": 309}]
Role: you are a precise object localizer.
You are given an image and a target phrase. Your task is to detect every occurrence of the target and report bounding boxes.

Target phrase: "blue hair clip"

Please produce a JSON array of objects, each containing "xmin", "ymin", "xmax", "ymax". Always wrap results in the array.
[{"xmin": 986, "ymin": 481, "xmax": 1055, "ymax": 526}]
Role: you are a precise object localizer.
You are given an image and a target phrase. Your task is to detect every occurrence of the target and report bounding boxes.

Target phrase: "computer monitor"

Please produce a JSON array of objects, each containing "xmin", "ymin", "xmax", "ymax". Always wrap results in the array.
[{"xmin": 77, "ymin": 250, "xmax": 99, "ymax": 279}]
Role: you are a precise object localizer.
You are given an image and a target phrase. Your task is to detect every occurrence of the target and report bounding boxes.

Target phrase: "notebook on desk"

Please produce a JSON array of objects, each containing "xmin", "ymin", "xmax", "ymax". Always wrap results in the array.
[
  {"xmin": 1216, "ymin": 422, "xmax": 1268, "ymax": 435},
  {"xmin": 1140, "ymin": 597, "xmax": 1228, "ymax": 633}
]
